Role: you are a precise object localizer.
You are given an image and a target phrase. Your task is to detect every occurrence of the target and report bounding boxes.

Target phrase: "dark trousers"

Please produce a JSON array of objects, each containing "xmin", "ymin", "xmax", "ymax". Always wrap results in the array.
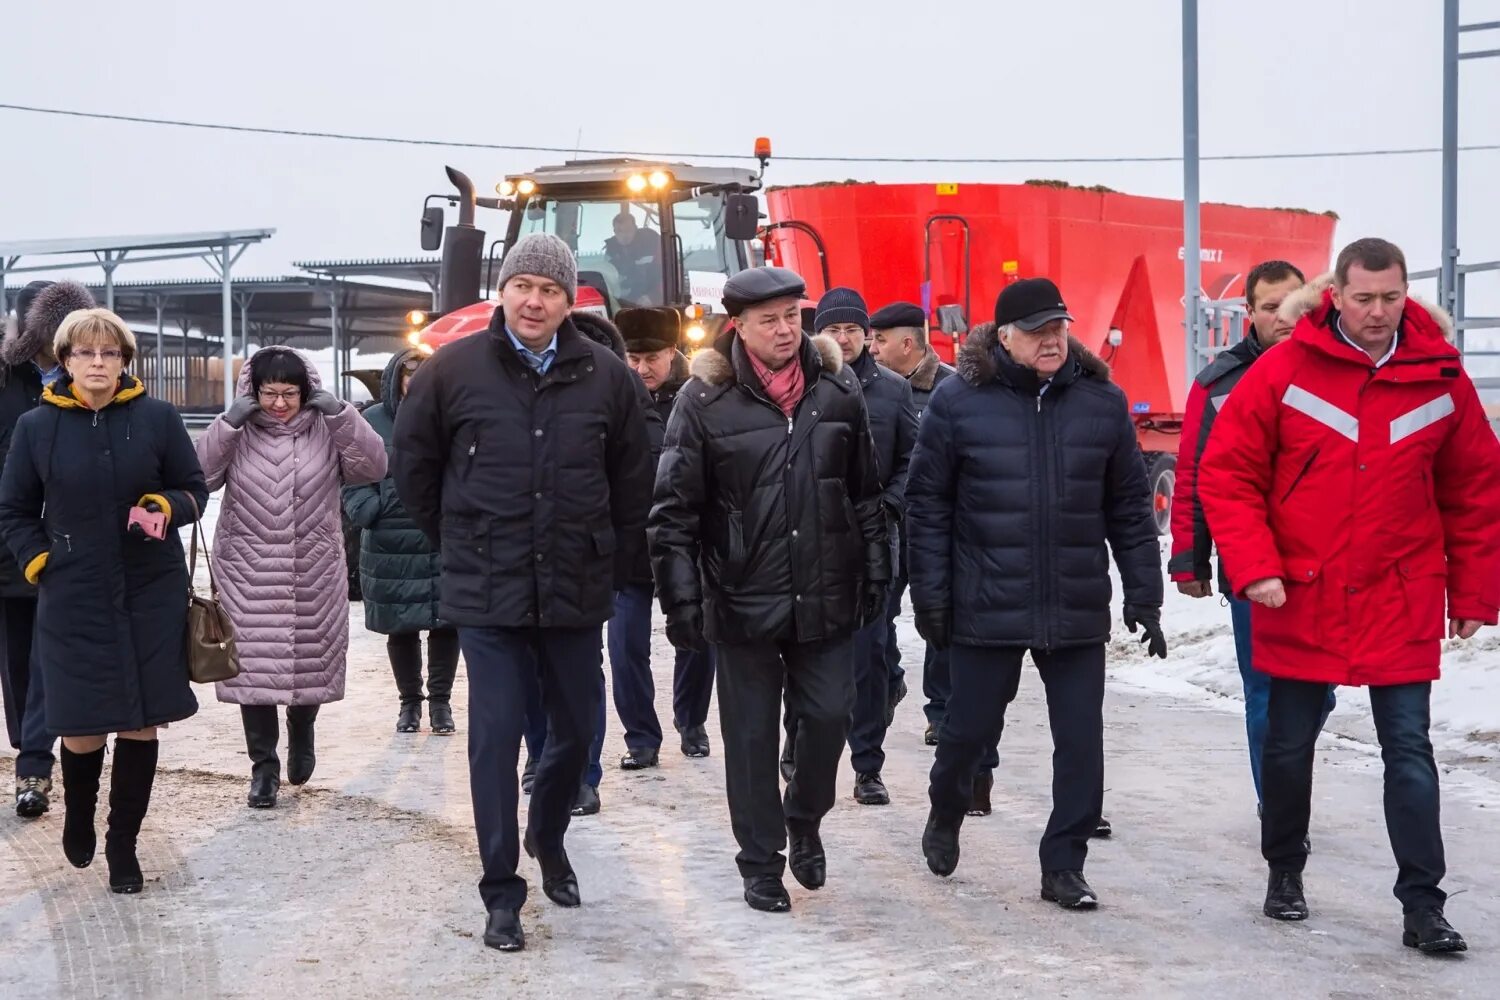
[
  {"xmin": 922, "ymin": 643, "xmax": 950, "ymax": 726},
  {"xmin": 930, "ymin": 643, "xmax": 1105, "ymax": 872},
  {"xmin": 673, "ymin": 646, "xmax": 715, "ymax": 731},
  {"xmin": 606, "ymin": 583, "xmax": 663, "ymax": 751},
  {"xmin": 386, "ymin": 627, "xmax": 460, "ymax": 705},
  {"xmin": 1262, "ymin": 677, "xmax": 1445, "ymax": 911},
  {"xmin": 716, "ymin": 634, "xmax": 854, "ymax": 877},
  {"xmin": 459, "ymin": 625, "xmax": 603, "ymax": 912},
  {"xmin": 0, "ymin": 596, "xmax": 53, "ymax": 779},
  {"xmin": 848, "ymin": 605, "xmax": 893, "ymax": 774},
  {"xmin": 524, "ymin": 653, "xmax": 606, "ymax": 789},
  {"xmin": 1228, "ymin": 596, "xmax": 1335, "ymax": 805},
  {"xmin": 883, "ymin": 572, "xmax": 907, "ymax": 701}
]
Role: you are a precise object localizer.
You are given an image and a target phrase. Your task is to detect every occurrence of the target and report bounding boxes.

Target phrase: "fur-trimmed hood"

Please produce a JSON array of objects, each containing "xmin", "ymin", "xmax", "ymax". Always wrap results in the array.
[
  {"xmin": 689, "ymin": 332, "xmax": 844, "ymax": 387},
  {"xmin": 956, "ymin": 322, "xmax": 1111, "ymax": 387},
  {"xmin": 908, "ymin": 347, "xmax": 948, "ymax": 392},
  {"xmin": 3, "ymin": 280, "xmax": 95, "ymax": 367},
  {"xmin": 657, "ymin": 350, "xmax": 691, "ymax": 399},
  {"xmin": 569, "ymin": 310, "xmax": 627, "ymax": 361},
  {"xmin": 1278, "ymin": 272, "xmax": 1456, "ymax": 343}
]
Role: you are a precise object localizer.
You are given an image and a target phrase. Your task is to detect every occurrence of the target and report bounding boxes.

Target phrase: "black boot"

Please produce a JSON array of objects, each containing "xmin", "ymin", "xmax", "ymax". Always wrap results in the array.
[
  {"xmin": 1263, "ymin": 870, "xmax": 1308, "ymax": 921},
  {"xmin": 788, "ymin": 827, "xmax": 826, "ymax": 890},
  {"xmin": 523, "ymin": 831, "xmax": 581, "ymax": 907},
  {"xmin": 967, "ymin": 769, "xmax": 993, "ymax": 817},
  {"xmin": 60, "ymin": 745, "xmax": 105, "ymax": 868},
  {"xmin": 105, "ymin": 738, "xmax": 158, "ymax": 894},
  {"xmin": 619, "ymin": 747, "xmax": 659, "ymax": 770},
  {"xmin": 923, "ymin": 722, "xmax": 940, "ymax": 747},
  {"xmin": 923, "ymin": 809, "xmax": 962, "ymax": 877},
  {"xmin": 1403, "ymin": 906, "xmax": 1467, "ymax": 953},
  {"xmin": 853, "ymin": 772, "xmax": 890, "ymax": 806},
  {"xmin": 570, "ymin": 781, "xmax": 601, "ymax": 816},
  {"xmin": 779, "ymin": 730, "xmax": 795, "ymax": 783},
  {"xmin": 396, "ymin": 702, "xmax": 422, "ymax": 734},
  {"xmin": 286, "ymin": 705, "xmax": 319, "ymax": 786},
  {"xmin": 1092, "ymin": 815, "xmax": 1113, "ymax": 839},
  {"xmin": 521, "ymin": 756, "xmax": 537, "ymax": 796},
  {"xmin": 678, "ymin": 724, "xmax": 710, "ymax": 758},
  {"xmin": 483, "ymin": 908, "xmax": 525, "ymax": 952},
  {"xmin": 241, "ymin": 705, "xmax": 280, "ymax": 809},
  {"xmin": 1041, "ymin": 869, "xmax": 1099, "ymax": 909},
  {"xmin": 429, "ymin": 701, "xmax": 456, "ymax": 735},
  {"xmin": 743, "ymin": 874, "xmax": 791, "ymax": 912},
  {"xmin": 886, "ymin": 678, "xmax": 908, "ymax": 728}
]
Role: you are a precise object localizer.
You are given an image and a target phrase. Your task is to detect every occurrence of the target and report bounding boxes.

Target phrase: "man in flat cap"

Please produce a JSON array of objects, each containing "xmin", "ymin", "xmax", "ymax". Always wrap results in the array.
[
  {"xmin": 650, "ymin": 266, "xmax": 889, "ymax": 912},
  {"xmin": 610, "ymin": 307, "xmax": 715, "ymax": 764}
]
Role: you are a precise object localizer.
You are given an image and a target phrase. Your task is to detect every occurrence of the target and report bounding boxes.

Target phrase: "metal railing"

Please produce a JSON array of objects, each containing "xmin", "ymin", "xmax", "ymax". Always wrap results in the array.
[
  {"xmin": 1411, "ymin": 261, "xmax": 1500, "ymax": 389},
  {"xmin": 1191, "ymin": 296, "xmax": 1250, "ymax": 375}
]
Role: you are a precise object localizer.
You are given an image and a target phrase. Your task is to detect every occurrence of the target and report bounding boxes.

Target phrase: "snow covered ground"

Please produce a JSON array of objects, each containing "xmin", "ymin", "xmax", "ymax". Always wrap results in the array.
[{"xmin": 3, "ymin": 513, "xmax": 1500, "ymax": 998}]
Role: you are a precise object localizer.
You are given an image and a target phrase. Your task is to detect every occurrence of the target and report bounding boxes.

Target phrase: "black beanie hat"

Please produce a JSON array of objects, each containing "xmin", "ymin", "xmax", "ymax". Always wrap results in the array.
[{"xmin": 814, "ymin": 287, "xmax": 869, "ymax": 333}]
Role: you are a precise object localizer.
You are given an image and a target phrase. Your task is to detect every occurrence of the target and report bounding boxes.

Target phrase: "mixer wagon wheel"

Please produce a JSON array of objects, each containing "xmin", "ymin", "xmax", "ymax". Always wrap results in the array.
[{"xmin": 1144, "ymin": 453, "xmax": 1176, "ymax": 537}]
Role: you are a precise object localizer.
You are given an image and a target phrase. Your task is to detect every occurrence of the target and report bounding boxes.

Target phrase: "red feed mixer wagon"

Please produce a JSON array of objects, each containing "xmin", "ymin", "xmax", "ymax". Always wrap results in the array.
[{"xmin": 763, "ymin": 180, "xmax": 1336, "ymax": 532}]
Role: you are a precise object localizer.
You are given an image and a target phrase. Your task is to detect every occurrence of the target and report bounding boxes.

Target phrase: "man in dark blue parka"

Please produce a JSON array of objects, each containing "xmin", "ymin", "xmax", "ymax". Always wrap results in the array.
[{"xmin": 907, "ymin": 278, "xmax": 1165, "ymax": 910}]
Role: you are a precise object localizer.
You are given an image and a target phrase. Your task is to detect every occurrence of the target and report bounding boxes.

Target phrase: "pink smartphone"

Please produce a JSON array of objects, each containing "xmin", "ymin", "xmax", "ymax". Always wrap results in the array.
[{"xmin": 127, "ymin": 506, "xmax": 167, "ymax": 540}]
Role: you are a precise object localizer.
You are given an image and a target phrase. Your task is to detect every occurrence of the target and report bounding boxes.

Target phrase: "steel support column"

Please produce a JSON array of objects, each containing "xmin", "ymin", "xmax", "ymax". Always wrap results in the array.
[{"xmin": 1182, "ymin": 0, "xmax": 1202, "ymax": 383}]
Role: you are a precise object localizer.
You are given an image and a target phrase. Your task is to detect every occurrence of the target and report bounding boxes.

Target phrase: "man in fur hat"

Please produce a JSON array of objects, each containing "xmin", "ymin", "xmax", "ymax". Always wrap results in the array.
[
  {"xmin": 649, "ymin": 267, "xmax": 888, "ymax": 913},
  {"xmin": 1200, "ymin": 237, "xmax": 1500, "ymax": 953},
  {"xmin": 0, "ymin": 280, "xmax": 94, "ymax": 818},
  {"xmin": 908, "ymin": 277, "xmax": 1163, "ymax": 910}
]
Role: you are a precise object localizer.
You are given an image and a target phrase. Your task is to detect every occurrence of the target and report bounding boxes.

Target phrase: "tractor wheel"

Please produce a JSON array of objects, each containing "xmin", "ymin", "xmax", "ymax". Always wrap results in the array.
[{"xmin": 1144, "ymin": 452, "xmax": 1177, "ymax": 537}]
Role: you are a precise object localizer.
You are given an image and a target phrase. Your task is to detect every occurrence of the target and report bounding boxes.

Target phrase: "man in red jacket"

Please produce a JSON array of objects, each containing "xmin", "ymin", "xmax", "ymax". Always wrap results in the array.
[
  {"xmin": 1169, "ymin": 261, "xmax": 1335, "ymax": 814},
  {"xmin": 1199, "ymin": 238, "xmax": 1500, "ymax": 954}
]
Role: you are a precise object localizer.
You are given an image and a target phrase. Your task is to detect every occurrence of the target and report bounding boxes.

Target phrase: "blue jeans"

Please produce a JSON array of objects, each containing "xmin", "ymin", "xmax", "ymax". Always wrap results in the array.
[
  {"xmin": 1262, "ymin": 678, "xmax": 1445, "ymax": 911},
  {"xmin": 1229, "ymin": 593, "xmax": 1335, "ymax": 806}
]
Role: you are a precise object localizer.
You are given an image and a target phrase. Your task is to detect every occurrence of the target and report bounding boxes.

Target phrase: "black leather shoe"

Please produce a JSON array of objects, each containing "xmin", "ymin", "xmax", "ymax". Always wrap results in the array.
[
  {"xmin": 853, "ymin": 772, "xmax": 890, "ymax": 805},
  {"xmin": 679, "ymin": 725, "xmax": 710, "ymax": 758},
  {"xmin": 1403, "ymin": 906, "xmax": 1467, "ymax": 953},
  {"xmin": 523, "ymin": 832, "xmax": 581, "ymax": 908},
  {"xmin": 1092, "ymin": 815, "xmax": 1113, "ymax": 839},
  {"xmin": 429, "ymin": 701, "xmax": 456, "ymax": 735},
  {"xmin": 779, "ymin": 734, "xmax": 795, "ymax": 783},
  {"xmin": 396, "ymin": 702, "xmax": 421, "ymax": 734},
  {"xmin": 521, "ymin": 757, "xmax": 537, "ymax": 796},
  {"xmin": 743, "ymin": 874, "xmax": 791, "ymax": 912},
  {"xmin": 619, "ymin": 747, "xmax": 660, "ymax": 771},
  {"xmin": 570, "ymin": 782, "xmax": 600, "ymax": 817},
  {"xmin": 886, "ymin": 678, "xmax": 908, "ymax": 728},
  {"xmin": 246, "ymin": 768, "xmax": 279, "ymax": 809},
  {"xmin": 923, "ymin": 723, "xmax": 939, "ymax": 747},
  {"xmin": 966, "ymin": 770, "xmax": 993, "ymax": 817},
  {"xmin": 788, "ymin": 831, "xmax": 826, "ymax": 890},
  {"xmin": 15, "ymin": 776, "xmax": 50, "ymax": 818},
  {"xmin": 483, "ymin": 908, "xmax": 525, "ymax": 952},
  {"xmin": 923, "ymin": 809, "xmax": 962, "ymax": 877},
  {"xmin": 1263, "ymin": 870, "xmax": 1308, "ymax": 921},
  {"xmin": 1041, "ymin": 869, "xmax": 1099, "ymax": 909}
]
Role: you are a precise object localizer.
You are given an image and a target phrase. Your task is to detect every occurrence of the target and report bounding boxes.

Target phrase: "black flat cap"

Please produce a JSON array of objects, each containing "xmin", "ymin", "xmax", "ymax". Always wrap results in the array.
[
  {"xmin": 869, "ymin": 301, "xmax": 926, "ymax": 330},
  {"xmin": 722, "ymin": 267, "xmax": 807, "ymax": 317}
]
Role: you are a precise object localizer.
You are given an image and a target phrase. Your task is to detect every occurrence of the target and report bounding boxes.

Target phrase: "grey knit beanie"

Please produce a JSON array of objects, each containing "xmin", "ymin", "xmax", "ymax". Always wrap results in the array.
[{"xmin": 498, "ymin": 233, "xmax": 578, "ymax": 303}]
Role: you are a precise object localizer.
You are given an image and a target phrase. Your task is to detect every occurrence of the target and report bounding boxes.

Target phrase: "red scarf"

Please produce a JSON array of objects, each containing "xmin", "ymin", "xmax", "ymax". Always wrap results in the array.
[{"xmin": 745, "ymin": 344, "xmax": 806, "ymax": 417}]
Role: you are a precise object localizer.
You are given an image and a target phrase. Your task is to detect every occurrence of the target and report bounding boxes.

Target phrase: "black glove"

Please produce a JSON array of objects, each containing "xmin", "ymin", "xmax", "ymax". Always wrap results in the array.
[
  {"xmin": 1123, "ymin": 603, "xmax": 1168, "ymax": 659},
  {"xmin": 860, "ymin": 580, "xmax": 888, "ymax": 626},
  {"xmin": 665, "ymin": 605, "xmax": 706, "ymax": 652},
  {"xmin": 223, "ymin": 395, "xmax": 258, "ymax": 429},
  {"xmin": 307, "ymin": 388, "xmax": 344, "ymax": 416},
  {"xmin": 914, "ymin": 606, "xmax": 952, "ymax": 651}
]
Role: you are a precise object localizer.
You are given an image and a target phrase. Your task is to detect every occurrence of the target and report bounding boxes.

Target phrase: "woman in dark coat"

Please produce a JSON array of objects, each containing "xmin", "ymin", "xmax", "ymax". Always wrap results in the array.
[
  {"xmin": 0, "ymin": 308, "xmax": 207, "ymax": 895},
  {"xmin": 342, "ymin": 348, "xmax": 457, "ymax": 735}
]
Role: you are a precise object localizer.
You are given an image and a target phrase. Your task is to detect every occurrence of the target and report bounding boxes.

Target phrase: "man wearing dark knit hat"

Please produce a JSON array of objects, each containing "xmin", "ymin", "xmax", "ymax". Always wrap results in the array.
[
  {"xmin": 650, "ymin": 267, "xmax": 889, "ymax": 912},
  {"xmin": 780, "ymin": 288, "xmax": 917, "ymax": 807},
  {"xmin": 1, "ymin": 280, "xmax": 90, "ymax": 819},
  {"xmin": 395, "ymin": 232, "xmax": 652, "ymax": 952}
]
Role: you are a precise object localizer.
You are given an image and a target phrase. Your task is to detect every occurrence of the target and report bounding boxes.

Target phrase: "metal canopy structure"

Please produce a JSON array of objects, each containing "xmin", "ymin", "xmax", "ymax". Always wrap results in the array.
[
  {"xmin": 0, "ymin": 229, "xmax": 274, "ymax": 406},
  {"xmin": 297, "ymin": 255, "xmax": 441, "ymax": 302}
]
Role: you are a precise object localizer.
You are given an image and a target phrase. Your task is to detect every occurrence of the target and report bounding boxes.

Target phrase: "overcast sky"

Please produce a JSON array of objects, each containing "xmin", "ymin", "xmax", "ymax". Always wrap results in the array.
[{"xmin": 2, "ymin": 0, "xmax": 1498, "ymax": 310}]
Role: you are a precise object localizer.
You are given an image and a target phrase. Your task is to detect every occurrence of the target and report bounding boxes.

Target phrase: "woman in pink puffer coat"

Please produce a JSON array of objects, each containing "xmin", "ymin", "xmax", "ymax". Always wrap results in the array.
[{"xmin": 195, "ymin": 347, "xmax": 386, "ymax": 809}]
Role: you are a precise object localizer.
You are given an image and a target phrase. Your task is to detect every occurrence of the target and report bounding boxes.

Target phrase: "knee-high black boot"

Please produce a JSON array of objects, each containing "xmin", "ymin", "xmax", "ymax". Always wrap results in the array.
[
  {"xmin": 286, "ymin": 705, "xmax": 320, "ymax": 786},
  {"xmin": 241, "ymin": 705, "xmax": 280, "ymax": 808},
  {"xmin": 60, "ymin": 744, "xmax": 106, "ymax": 868},
  {"xmin": 105, "ymin": 738, "xmax": 158, "ymax": 894}
]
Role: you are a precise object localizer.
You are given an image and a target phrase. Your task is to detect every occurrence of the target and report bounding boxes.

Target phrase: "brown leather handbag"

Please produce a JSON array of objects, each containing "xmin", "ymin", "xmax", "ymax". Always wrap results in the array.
[{"xmin": 183, "ymin": 493, "xmax": 240, "ymax": 684}]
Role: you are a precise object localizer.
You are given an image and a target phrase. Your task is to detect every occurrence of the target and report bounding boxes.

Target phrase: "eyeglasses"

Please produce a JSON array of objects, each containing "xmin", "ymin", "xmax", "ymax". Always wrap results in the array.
[
  {"xmin": 72, "ymin": 349, "xmax": 123, "ymax": 362},
  {"xmin": 257, "ymin": 389, "xmax": 300, "ymax": 404}
]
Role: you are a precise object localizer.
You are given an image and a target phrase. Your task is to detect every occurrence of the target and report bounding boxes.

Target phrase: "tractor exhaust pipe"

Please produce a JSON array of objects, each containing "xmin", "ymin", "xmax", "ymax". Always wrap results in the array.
[{"xmin": 439, "ymin": 166, "xmax": 485, "ymax": 312}]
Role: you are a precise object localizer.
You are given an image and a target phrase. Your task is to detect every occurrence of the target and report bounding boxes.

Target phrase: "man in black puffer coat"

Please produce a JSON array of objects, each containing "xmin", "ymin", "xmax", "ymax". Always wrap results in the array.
[
  {"xmin": 908, "ymin": 278, "xmax": 1164, "ymax": 911},
  {"xmin": 650, "ymin": 266, "xmax": 889, "ymax": 913},
  {"xmin": 343, "ymin": 348, "xmax": 458, "ymax": 736}
]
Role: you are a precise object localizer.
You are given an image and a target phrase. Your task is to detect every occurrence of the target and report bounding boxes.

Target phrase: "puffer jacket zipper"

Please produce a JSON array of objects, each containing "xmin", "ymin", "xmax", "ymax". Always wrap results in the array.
[{"xmin": 1032, "ymin": 391, "xmax": 1053, "ymax": 649}]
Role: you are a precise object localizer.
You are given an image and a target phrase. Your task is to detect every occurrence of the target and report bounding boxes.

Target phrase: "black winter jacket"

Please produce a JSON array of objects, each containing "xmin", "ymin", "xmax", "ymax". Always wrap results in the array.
[
  {"xmin": 343, "ymin": 349, "xmax": 445, "ymax": 635},
  {"xmin": 392, "ymin": 309, "xmax": 653, "ymax": 629},
  {"xmin": 628, "ymin": 350, "xmax": 689, "ymax": 587},
  {"xmin": 650, "ymin": 331, "xmax": 889, "ymax": 645},
  {"xmin": 906, "ymin": 325, "xmax": 1162, "ymax": 649},
  {"xmin": 849, "ymin": 349, "xmax": 918, "ymax": 518},
  {"xmin": 0, "ymin": 376, "xmax": 207, "ymax": 735},
  {"xmin": 0, "ymin": 360, "xmax": 45, "ymax": 598},
  {"xmin": 906, "ymin": 348, "xmax": 957, "ymax": 419}
]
